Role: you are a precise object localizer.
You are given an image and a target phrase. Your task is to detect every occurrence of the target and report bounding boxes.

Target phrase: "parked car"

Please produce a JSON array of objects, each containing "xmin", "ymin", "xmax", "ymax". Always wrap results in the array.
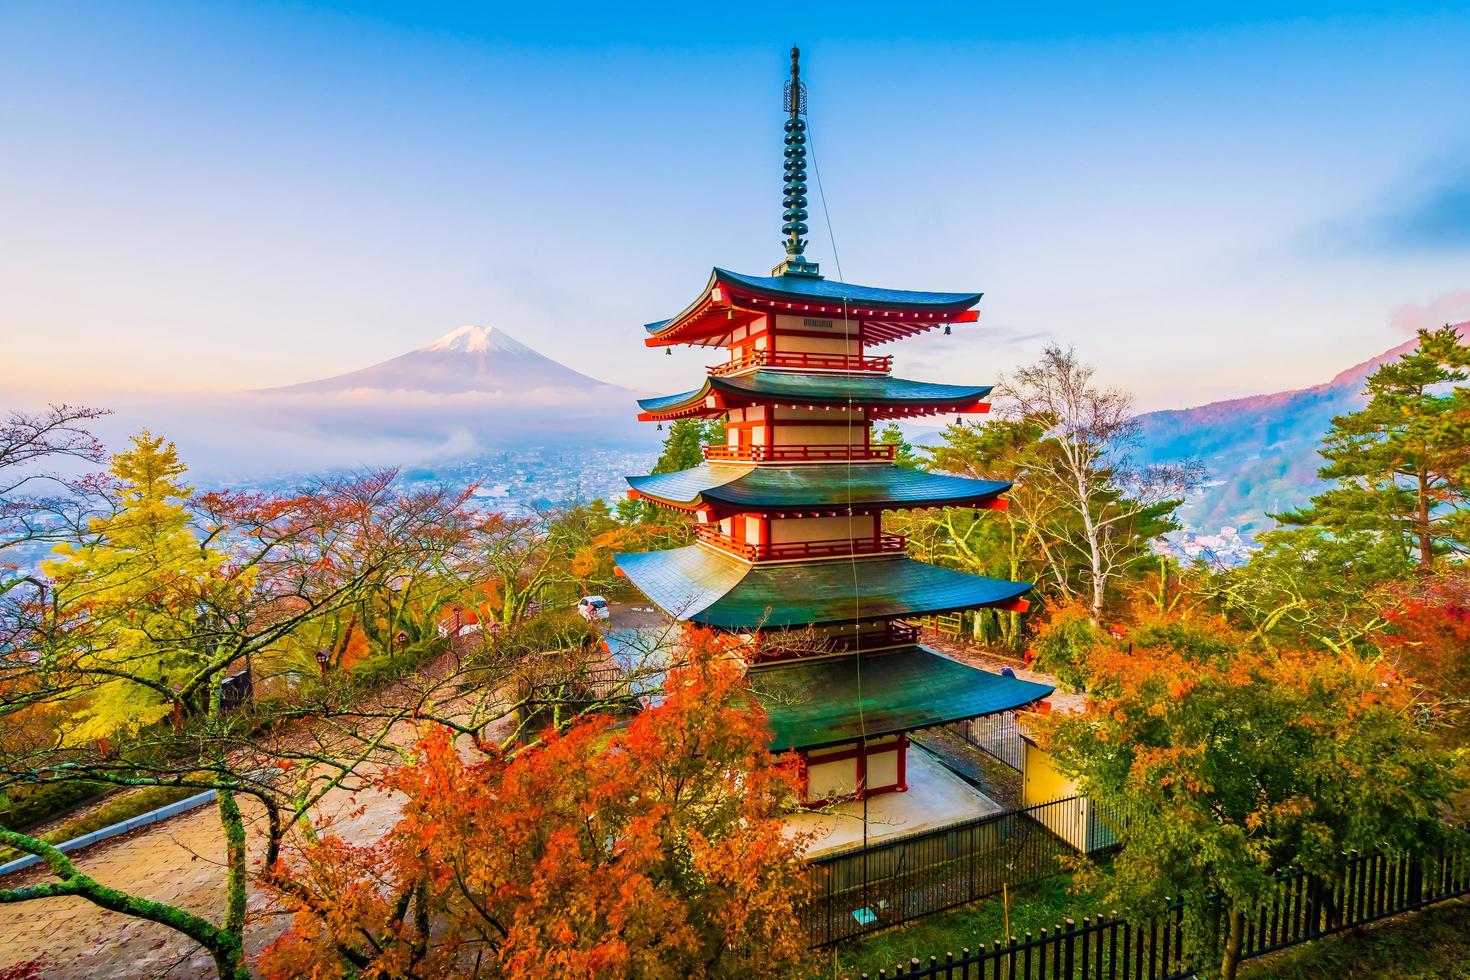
[{"xmin": 577, "ymin": 595, "xmax": 610, "ymax": 621}]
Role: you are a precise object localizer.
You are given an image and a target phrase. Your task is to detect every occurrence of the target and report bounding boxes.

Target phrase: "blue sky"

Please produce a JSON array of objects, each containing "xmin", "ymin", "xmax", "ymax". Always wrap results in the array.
[{"xmin": 3, "ymin": 1, "xmax": 1470, "ymax": 411}]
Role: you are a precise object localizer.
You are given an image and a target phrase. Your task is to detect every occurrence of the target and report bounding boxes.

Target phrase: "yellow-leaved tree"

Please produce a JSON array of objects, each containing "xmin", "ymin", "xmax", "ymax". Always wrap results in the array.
[{"xmin": 44, "ymin": 430, "xmax": 237, "ymax": 742}]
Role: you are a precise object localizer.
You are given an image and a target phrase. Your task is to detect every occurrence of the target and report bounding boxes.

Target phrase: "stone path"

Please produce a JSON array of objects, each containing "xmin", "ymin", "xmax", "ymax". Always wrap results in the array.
[
  {"xmin": 920, "ymin": 631, "xmax": 1088, "ymax": 714},
  {"xmin": 0, "ymin": 645, "xmax": 505, "ymax": 979},
  {"xmin": 0, "ymin": 766, "xmax": 404, "ymax": 979}
]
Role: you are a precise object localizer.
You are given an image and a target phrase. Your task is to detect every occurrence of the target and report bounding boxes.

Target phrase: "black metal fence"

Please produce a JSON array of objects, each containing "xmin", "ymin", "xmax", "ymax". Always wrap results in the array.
[
  {"xmin": 947, "ymin": 712, "xmax": 1024, "ymax": 773},
  {"xmin": 806, "ymin": 796, "xmax": 1102, "ymax": 946},
  {"xmin": 852, "ymin": 835, "xmax": 1470, "ymax": 978}
]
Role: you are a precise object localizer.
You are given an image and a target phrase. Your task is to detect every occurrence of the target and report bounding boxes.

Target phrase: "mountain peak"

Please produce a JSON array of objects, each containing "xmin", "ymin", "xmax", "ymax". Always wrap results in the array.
[
  {"xmin": 1136, "ymin": 319, "xmax": 1470, "ymax": 536},
  {"xmin": 261, "ymin": 322, "xmax": 623, "ymax": 396},
  {"xmin": 420, "ymin": 324, "xmax": 531, "ymax": 356}
]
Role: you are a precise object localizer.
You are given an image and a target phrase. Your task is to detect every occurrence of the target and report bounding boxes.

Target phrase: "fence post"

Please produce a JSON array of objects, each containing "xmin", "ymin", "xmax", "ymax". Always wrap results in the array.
[
  {"xmin": 1407, "ymin": 851, "xmax": 1425, "ymax": 908},
  {"xmin": 1173, "ymin": 900, "xmax": 1186, "ymax": 973},
  {"xmin": 1159, "ymin": 899, "xmax": 1173, "ymax": 974},
  {"xmin": 1304, "ymin": 874, "xmax": 1320, "ymax": 940},
  {"xmin": 1062, "ymin": 918, "xmax": 1076, "ymax": 977}
]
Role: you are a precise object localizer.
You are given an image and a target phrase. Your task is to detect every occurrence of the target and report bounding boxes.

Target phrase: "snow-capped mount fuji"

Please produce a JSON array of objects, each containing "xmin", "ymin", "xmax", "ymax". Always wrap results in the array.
[{"xmin": 264, "ymin": 325, "xmax": 623, "ymax": 396}]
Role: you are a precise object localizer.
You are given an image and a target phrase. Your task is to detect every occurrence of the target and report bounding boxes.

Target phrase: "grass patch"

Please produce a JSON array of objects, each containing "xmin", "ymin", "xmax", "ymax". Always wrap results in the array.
[
  {"xmin": 0, "ymin": 784, "xmax": 203, "ymax": 864},
  {"xmin": 821, "ymin": 878, "xmax": 1470, "ymax": 979},
  {"xmin": 820, "ymin": 873, "xmax": 1112, "ymax": 977},
  {"xmin": 1241, "ymin": 898, "xmax": 1470, "ymax": 979},
  {"xmin": 0, "ymin": 780, "xmax": 110, "ymax": 832}
]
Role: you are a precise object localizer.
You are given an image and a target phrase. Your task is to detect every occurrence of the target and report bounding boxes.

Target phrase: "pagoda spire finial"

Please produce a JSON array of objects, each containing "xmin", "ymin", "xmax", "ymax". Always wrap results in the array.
[{"xmin": 773, "ymin": 45, "xmax": 821, "ymax": 278}]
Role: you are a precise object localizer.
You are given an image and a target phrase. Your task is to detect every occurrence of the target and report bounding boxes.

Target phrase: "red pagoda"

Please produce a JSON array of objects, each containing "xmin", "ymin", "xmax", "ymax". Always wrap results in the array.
[{"xmin": 616, "ymin": 49, "xmax": 1052, "ymax": 807}]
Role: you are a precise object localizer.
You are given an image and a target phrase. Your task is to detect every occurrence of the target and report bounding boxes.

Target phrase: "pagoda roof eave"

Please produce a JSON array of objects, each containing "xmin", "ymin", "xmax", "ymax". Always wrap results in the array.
[
  {"xmin": 613, "ymin": 546, "xmax": 1030, "ymax": 629},
  {"xmin": 636, "ymin": 372, "xmax": 993, "ymax": 421},
  {"xmin": 713, "ymin": 268, "xmax": 981, "ymax": 310},
  {"xmin": 644, "ymin": 268, "xmax": 983, "ymax": 347},
  {"xmin": 751, "ymin": 644, "xmax": 1054, "ymax": 750},
  {"xmin": 625, "ymin": 463, "xmax": 1011, "ymax": 513}
]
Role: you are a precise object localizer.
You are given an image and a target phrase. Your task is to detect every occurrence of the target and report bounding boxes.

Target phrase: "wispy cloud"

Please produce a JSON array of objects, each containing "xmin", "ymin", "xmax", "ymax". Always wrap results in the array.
[
  {"xmin": 1373, "ymin": 166, "xmax": 1470, "ymax": 251},
  {"xmin": 1312, "ymin": 159, "xmax": 1470, "ymax": 256},
  {"xmin": 993, "ymin": 329, "xmax": 1052, "ymax": 348},
  {"xmin": 1388, "ymin": 290, "xmax": 1470, "ymax": 336}
]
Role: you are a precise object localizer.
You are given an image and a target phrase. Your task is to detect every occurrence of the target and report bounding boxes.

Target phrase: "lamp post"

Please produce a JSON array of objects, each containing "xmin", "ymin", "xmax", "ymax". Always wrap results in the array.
[{"xmin": 315, "ymin": 648, "xmax": 330, "ymax": 680}]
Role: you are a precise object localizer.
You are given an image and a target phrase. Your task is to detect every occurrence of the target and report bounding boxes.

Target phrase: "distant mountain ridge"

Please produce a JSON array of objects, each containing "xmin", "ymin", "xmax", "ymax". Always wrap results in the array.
[
  {"xmin": 89, "ymin": 324, "xmax": 655, "ymax": 479},
  {"xmin": 1134, "ymin": 321, "xmax": 1470, "ymax": 535},
  {"xmin": 263, "ymin": 324, "xmax": 623, "ymax": 396}
]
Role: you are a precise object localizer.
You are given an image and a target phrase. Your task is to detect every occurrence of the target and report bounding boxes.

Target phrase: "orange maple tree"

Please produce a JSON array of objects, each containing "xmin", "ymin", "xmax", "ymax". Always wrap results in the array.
[
  {"xmin": 259, "ymin": 629, "xmax": 812, "ymax": 979},
  {"xmin": 1043, "ymin": 615, "xmax": 1464, "ymax": 980}
]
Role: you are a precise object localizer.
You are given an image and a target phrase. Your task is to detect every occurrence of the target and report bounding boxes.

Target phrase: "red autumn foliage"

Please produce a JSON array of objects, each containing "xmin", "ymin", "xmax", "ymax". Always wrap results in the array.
[
  {"xmin": 258, "ymin": 630, "xmax": 811, "ymax": 979},
  {"xmin": 1377, "ymin": 569, "xmax": 1470, "ymax": 722}
]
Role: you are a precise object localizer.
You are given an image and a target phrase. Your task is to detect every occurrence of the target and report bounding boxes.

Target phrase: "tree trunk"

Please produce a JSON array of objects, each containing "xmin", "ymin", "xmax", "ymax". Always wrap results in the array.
[
  {"xmin": 1416, "ymin": 470, "xmax": 1434, "ymax": 569},
  {"xmin": 1076, "ymin": 473, "xmax": 1106, "ymax": 625},
  {"xmin": 0, "ymin": 830, "xmax": 249, "ymax": 980},
  {"xmin": 1219, "ymin": 908, "xmax": 1246, "ymax": 980},
  {"xmin": 210, "ymin": 679, "xmax": 251, "ymax": 980}
]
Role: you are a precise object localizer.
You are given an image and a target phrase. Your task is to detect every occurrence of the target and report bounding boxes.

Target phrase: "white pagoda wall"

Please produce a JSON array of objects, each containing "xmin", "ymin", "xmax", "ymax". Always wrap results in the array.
[
  {"xmin": 769, "ymin": 515, "xmax": 876, "ymax": 543},
  {"xmin": 804, "ymin": 733, "xmax": 906, "ymax": 804}
]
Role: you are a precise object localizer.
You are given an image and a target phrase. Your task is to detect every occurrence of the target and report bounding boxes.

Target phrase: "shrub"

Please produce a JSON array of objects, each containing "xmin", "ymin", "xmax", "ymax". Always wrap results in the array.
[{"xmin": 1030, "ymin": 602, "xmax": 1102, "ymax": 691}]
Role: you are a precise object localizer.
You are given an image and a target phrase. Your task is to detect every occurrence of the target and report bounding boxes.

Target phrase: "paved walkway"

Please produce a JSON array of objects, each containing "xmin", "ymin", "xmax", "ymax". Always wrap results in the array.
[
  {"xmin": 0, "ymin": 778, "xmax": 401, "ymax": 979},
  {"xmin": 786, "ymin": 747, "xmax": 1003, "ymax": 859},
  {"xmin": 0, "ymin": 645, "xmax": 508, "ymax": 979},
  {"xmin": 919, "ymin": 631, "xmax": 1087, "ymax": 714}
]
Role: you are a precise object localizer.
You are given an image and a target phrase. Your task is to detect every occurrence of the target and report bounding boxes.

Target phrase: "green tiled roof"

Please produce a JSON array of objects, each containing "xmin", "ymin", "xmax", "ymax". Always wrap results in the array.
[
  {"xmin": 750, "ymin": 645, "xmax": 1053, "ymax": 749},
  {"xmin": 638, "ymin": 371, "xmax": 991, "ymax": 415},
  {"xmin": 643, "ymin": 269, "xmax": 982, "ymax": 335},
  {"xmin": 614, "ymin": 546, "xmax": 1029, "ymax": 629},
  {"xmin": 627, "ymin": 463, "xmax": 1009, "ymax": 511},
  {"xmin": 715, "ymin": 269, "xmax": 982, "ymax": 309}
]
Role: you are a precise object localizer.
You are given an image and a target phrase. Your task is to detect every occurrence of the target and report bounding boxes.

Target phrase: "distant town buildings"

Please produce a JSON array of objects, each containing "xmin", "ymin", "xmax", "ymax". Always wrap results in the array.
[{"xmin": 1155, "ymin": 525, "xmax": 1257, "ymax": 567}]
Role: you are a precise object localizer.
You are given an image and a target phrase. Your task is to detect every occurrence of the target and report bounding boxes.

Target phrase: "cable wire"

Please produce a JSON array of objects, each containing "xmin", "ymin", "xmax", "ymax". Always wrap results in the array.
[{"xmin": 806, "ymin": 109, "xmax": 874, "ymax": 869}]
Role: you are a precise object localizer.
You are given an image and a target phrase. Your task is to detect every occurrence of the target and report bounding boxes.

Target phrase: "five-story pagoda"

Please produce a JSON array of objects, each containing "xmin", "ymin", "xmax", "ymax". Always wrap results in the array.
[{"xmin": 616, "ymin": 49, "xmax": 1052, "ymax": 808}]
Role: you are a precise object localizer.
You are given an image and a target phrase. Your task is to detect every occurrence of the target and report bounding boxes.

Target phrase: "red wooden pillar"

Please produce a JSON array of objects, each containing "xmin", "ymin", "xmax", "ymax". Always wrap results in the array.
[{"xmin": 896, "ymin": 732, "xmax": 909, "ymax": 791}]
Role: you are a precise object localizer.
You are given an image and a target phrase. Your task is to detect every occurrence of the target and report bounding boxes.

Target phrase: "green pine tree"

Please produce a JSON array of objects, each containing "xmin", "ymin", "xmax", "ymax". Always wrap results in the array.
[
  {"xmin": 652, "ymin": 418, "xmax": 726, "ymax": 474},
  {"xmin": 876, "ymin": 421, "xmax": 920, "ymax": 469},
  {"xmin": 1279, "ymin": 325, "xmax": 1470, "ymax": 569},
  {"xmin": 621, "ymin": 418, "xmax": 727, "ymax": 524}
]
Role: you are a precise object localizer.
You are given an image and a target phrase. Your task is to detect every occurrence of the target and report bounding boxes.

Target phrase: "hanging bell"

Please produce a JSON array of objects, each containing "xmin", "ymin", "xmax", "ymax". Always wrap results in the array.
[
  {"xmin": 944, "ymin": 324, "xmax": 952, "ymax": 336},
  {"xmin": 657, "ymin": 423, "xmax": 663, "ymax": 430},
  {"xmin": 666, "ymin": 347, "xmax": 672, "ymax": 356}
]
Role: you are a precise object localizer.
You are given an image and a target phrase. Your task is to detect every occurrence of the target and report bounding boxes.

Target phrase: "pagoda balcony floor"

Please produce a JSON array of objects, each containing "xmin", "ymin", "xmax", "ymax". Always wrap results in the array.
[{"xmin": 787, "ymin": 745, "xmax": 1004, "ymax": 860}]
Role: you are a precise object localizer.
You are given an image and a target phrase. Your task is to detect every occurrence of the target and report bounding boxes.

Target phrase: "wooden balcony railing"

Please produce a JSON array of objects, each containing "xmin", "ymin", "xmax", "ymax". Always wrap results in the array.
[
  {"xmin": 703, "ymin": 443, "xmax": 897, "ymax": 463},
  {"xmin": 694, "ymin": 524, "xmax": 907, "ymax": 561},
  {"xmin": 820, "ymin": 620, "xmax": 921, "ymax": 653},
  {"xmin": 749, "ymin": 620, "xmax": 922, "ymax": 662},
  {"xmin": 708, "ymin": 350, "xmax": 893, "ymax": 376},
  {"xmin": 885, "ymin": 620, "xmax": 920, "ymax": 644}
]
